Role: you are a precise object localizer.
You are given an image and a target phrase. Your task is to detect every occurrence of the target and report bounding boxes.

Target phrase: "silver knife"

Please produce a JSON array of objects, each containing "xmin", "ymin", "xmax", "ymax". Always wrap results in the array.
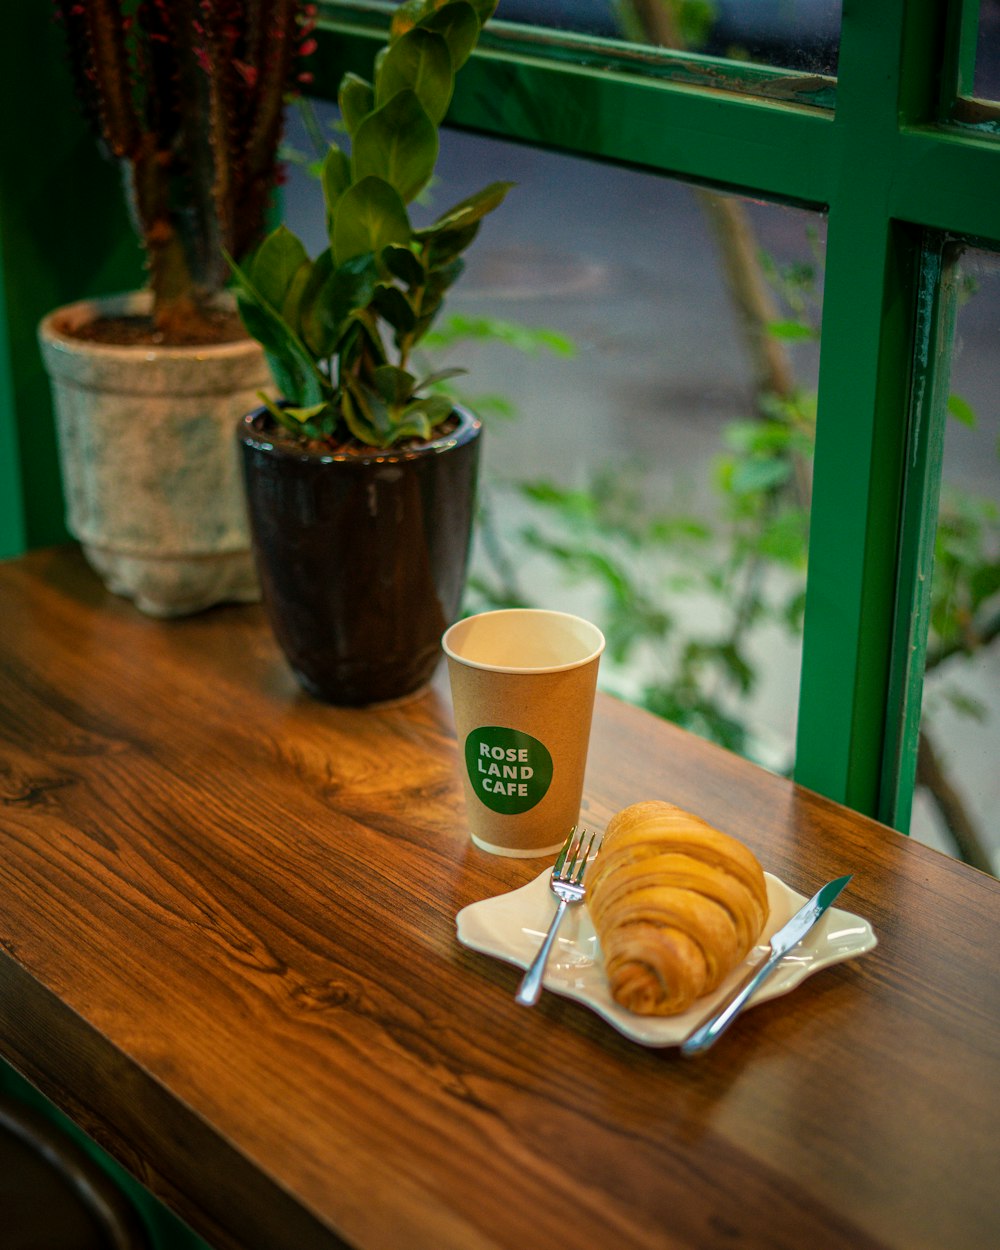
[{"xmin": 680, "ymin": 873, "xmax": 852, "ymax": 1057}]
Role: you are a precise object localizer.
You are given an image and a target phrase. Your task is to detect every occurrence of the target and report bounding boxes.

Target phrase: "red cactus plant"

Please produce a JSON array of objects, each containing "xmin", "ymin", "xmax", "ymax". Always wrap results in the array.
[{"xmin": 53, "ymin": 0, "xmax": 316, "ymax": 341}]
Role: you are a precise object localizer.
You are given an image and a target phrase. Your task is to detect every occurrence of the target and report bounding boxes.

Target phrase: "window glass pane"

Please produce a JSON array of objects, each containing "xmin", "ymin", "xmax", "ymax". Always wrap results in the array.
[
  {"xmin": 494, "ymin": 0, "xmax": 841, "ymax": 76},
  {"xmin": 283, "ymin": 109, "xmax": 825, "ymax": 775},
  {"xmin": 496, "ymin": 0, "xmax": 617, "ymax": 38},
  {"xmin": 974, "ymin": 0, "xmax": 1000, "ymax": 97},
  {"xmin": 912, "ymin": 247, "xmax": 1000, "ymax": 874}
]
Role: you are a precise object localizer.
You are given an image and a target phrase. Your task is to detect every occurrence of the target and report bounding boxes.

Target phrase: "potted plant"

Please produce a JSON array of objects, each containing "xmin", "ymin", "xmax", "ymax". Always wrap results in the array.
[
  {"xmin": 37, "ymin": 0, "xmax": 315, "ymax": 616},
  {"xmin": 231, "ymin": 0, "xmax": 511, "ymax": 706}
]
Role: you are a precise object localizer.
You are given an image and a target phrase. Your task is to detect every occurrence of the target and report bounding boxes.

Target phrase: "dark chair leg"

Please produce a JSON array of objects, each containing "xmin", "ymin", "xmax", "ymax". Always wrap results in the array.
[{"xmin": 0, "ymin": 1092, "xmax": 150, "ymax": 1250}]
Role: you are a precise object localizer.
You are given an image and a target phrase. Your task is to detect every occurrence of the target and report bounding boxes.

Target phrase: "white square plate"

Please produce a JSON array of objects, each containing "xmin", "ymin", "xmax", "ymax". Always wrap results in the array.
[{"xmin": 456, "ymin": 869, "xmax": 877, "ymax": 1046}]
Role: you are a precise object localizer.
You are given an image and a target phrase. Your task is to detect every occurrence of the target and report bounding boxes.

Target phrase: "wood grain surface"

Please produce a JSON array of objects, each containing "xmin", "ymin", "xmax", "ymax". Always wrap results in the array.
[{"xmin": 1, "ymin": 547, "xmax": 998, "ymax": 1250}]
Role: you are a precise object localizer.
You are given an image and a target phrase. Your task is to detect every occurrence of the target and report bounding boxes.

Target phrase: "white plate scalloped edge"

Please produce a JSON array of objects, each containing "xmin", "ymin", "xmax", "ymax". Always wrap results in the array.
[{"xmin": 456, "ymin": 869, "xmax": 877, "ymax": 1047}]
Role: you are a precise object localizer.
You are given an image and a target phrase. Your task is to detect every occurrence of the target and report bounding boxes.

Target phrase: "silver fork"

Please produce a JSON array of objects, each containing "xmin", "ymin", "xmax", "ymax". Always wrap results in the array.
[{"xmin": 515, "ymin": 827, "xmax": 599, "ymax": 1007}]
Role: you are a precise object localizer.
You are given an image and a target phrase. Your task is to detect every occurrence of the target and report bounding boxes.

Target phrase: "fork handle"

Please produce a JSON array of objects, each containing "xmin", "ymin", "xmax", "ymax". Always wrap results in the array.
[{"xmin": 515, "ymin": 898, "xmax": 569, "ymax": 1007}]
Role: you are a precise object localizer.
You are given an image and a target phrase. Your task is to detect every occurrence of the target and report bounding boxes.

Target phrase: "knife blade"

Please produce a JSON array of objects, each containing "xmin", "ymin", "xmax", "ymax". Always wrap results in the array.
[{"xmin": 680, "ymin": 873, "xmax": 852, "ymax": 1057}]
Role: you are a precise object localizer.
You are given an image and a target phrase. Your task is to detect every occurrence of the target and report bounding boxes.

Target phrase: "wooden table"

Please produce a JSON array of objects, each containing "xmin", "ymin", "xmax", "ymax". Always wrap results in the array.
[{"xmin": 1, "ymin": 547, "xmax": 998, "ymax": 1250}]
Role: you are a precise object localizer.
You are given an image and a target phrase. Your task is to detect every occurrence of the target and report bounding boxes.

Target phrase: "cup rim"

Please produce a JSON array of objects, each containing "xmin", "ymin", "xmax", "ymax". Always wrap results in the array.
[{"xmin": 442, "ymin": 608, "xmax": 606, "ymax": 674}]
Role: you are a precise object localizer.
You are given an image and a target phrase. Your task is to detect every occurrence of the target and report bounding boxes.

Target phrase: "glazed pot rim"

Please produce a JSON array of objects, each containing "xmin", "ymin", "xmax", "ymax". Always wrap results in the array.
[{"xmin": 238, "ymin": 402, "xmax": 482, "ymax": 465}]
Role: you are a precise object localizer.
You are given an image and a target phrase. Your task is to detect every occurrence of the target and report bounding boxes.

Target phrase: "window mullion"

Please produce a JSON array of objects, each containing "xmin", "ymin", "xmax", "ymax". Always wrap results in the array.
[
  {"xmin": 793, "ymin": 0, "xmax": 918, "ymax": 815},
  {"xmin": 879, "ymin": 236, "xmax": 960, "ymax": 831},
  {"xmin": 794, "ymin": 215, "xmax": 919, "ymax": 814}
]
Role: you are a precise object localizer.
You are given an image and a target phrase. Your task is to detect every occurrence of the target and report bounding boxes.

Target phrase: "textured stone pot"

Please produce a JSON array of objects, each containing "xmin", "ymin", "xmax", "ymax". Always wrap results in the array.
[
  {"xmin": 38, "ymin": 292, "xmax": 269, "ymax": 617},
  {"xmin": 238, "ymin": 405, "xmax": 482, "ymax": 706}
]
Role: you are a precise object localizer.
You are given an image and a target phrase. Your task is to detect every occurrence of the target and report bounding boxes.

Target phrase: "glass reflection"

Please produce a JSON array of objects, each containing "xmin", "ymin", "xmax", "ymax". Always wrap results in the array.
[
  {"xmin": 974, "ymin": 0, "xmax": 1000, "ymax": 98},
  {"xmin": 494, "ymin": 0, "xmax": 842, "ymax": 75},
  {"xmin": 912, "ymin": 248, "xmax": 1000, "ymax": 875}
]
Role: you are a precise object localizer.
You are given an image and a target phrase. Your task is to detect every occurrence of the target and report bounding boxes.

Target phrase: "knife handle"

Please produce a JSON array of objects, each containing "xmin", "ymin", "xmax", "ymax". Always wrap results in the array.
[{"xmin": 680, "ymin": 954, "xmax": 778, "ymax": 1056}]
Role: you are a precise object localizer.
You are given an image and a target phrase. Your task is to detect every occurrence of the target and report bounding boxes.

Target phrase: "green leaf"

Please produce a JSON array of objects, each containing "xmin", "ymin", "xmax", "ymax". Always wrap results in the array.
[
  {"xmin": 349, "ymin": 307, "xmax": 390, "ymax": 367},
  {"xmin": 459, "ymin": 392, "xmax": 515, "ymax": 419},
  {"xmin": 249, "ymin": 225, "xmax": 310, "ymax": 311},
  {"xmin": 417, "ymin": 2, "xmax": 480, "ymax": 70},
  {"xmin": 757, "ymin": 509, "xmax": 809, "ymax": 566},
  {"xmin": 402, "ymin": 393, "xmax": 453, "ymax": 427},
  {"xmin": 297, "ymin": 248, "xmax": 336, "ymax": 356},
  {"xmin": 382, "ymin": 243, "xmax": 425, "ymax": 287},
  {"xmin": 373, "ymin": 364, "xmax": 418, "ymax": 405},
  {"xmin": 254, "ymin": 338, "xmax": 324, "ymax": 407},
  {"xmin": 344, "ymin": 379, "xmax": 395, "ymax": 445},
  {"xmin": 730, "ymin": 457, "xmax": 792, "ymax": 494},
  {"xmin": 332, "ymin": 176, "xmax": 411, "ymax": 267},
  {"xmin": 252, "ymin": 341, "xmax": 320, "ymax": 407},
  {"xmin": 465, "ymin": 0, "xmax": 498, "ymax": 23},
  {"xmin": 941, "ymin": 688, "xmax": 988, "ymax": 722},
  {"xmin": 389, "ymin": 407, "xmax": 434, "ymax": 443},
  {"xmin": 420, "ymin": 221, "xmax": 480, "ymax": 268},
  {"xmin": 417, "ymin": 366, "xmax": 466, "ymax": 389},
  {"xmin": 352, "ymin": 89, "xmax": 438, "ymax": 203},
  {"xmin": 970, "ymin": 561, "xmax": 1000, "ymax": 608},
  {"xmin": 321, "ymin": 146, "xmax": 352, "ymax": 220},
  {"xmin": 389, "ymin": 0, "xmax": 428, "ymax": 40},
  {"xmin": 300, "ymin": 250, "xmax": 379, "ymax": 357},
  {"xmin": 228, "ymin": 254, "xmax": 326, "ymax": 407},
  {"xmin": 341, "ymin": 387, "xmax": 383, "ymax": 446},
  {"xmin": 280, "ymin": 401, "xmax": 332, "ymax": 425},
  {"xmin": 421, "ymin": 313, "xmax": 575, "ymax": 356},
  {"xmin": 647, "ymin": 516, "xmax": 712, "ymax": 543},
  {"xmin": 423, "ymin": 181, "xmax": 515, "ymax": 234},
  {"xmin": 413, "ymin": 304, "xmax": 449, "ymax": 352},
  {"xmin": 339, "ymin": 73, "xmax": 374, "ymax": 135},
  {"xmin": 783, "ymin": 588, "xmax": 808, "ymax": 631},
  {"xmin": 280, "ymin": 258, "xmax": 313, "ymax": 336},
  {"xmin": 377, "ymin": 28, "xmax": 454, "ymax": 124},
  {"xmin": 947, "ymin": 393, "xmax": 977, "ymax": 428},
  {"xmin": 714, "ymin": 642, "xmax": 756, "ymax": 694},
  {"xmin": 724, "ymin": 419, "xmax": 793, "ymax": 455},
  {"xmin": 372, "ymin": 284, "xmax": 417, "ymax": 336},
  {"xmin": 425, "ymin": 257, "xmax": 464, "ymax": 297},
  {"xmin": 767, "ymin": 319, "xmax": 817, "ymax": 341},
  {"xmin": 255, "ymin": 392, "xmax": 300, "ymax": 437}
]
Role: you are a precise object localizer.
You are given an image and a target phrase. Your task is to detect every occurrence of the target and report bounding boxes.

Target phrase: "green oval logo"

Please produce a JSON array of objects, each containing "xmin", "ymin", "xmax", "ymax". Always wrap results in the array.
[{"xmin": 464, "ymin": 726, "xmax": 553, "ymax": 815}]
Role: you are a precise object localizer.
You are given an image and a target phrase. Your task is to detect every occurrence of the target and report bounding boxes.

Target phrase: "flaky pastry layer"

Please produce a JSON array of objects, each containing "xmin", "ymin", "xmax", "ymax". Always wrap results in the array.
[{"xmin": 589, "ymin": 800, "xmax": 769, "ymax": 1016}]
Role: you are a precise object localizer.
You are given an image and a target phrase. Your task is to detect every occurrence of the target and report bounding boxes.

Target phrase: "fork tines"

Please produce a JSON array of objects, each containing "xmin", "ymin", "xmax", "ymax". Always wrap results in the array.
[{"xmin": 554, "ymin": 826, "xmax": 600, "ymax": 883}]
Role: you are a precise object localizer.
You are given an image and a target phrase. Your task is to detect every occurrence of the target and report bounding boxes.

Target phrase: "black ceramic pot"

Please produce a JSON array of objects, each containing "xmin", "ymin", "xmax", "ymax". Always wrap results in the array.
[{"xmin": 237, "ymin": 404, "xmax": 482, "ymax": 706}]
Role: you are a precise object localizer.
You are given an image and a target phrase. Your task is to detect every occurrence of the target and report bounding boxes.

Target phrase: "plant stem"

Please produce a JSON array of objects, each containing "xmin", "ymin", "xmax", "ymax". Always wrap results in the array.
[
  {"xmin": 916, "ymin": 728, "xmax": 994, "ymax": 873},
  {"xmin": 924, "ymin": 607, "xmax": 1000, "ymax": 671}
]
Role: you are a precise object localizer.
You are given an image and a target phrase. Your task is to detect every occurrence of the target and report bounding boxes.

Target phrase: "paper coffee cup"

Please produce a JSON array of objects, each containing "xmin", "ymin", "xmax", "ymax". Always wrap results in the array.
[{"xmin": 442, "ymin": 609, "xmax": 605, "ymax": 857}]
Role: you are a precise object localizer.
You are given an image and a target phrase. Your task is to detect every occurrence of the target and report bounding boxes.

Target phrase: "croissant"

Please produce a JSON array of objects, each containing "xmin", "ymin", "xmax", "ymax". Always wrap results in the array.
[{"xmin": 588, "ymin": 800, "xmax": 769, "ymax": 1016}]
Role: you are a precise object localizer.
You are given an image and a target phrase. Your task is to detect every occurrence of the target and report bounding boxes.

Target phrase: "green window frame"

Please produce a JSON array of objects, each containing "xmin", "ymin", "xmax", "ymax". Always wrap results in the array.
[{"xmin": 2, "ymin": 0, "xmax": 997, "ymax": 837}]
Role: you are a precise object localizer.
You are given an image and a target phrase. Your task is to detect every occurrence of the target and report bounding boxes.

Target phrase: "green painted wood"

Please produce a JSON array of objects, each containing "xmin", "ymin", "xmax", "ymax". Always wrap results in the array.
[
  {"xmin": 892, "ymin": 126, "xmax": 1000, "ymax": 239},
  {"xmin": 794, "ymin": 0, "xmax": 922, "ymax": 813},
  {"xmin": 0, "ymin": 252, "xmax": 26, "ymax": 559},
  {"xmin": 313, "ymin": 7, "xmax": 835, "ymax": 208},
  {"xmin": 795, "ymin": 0, "xmax": 971, "ymax": 819},
  {"xmin": 447, "ymin": 53, "xmax": 834, "ymax": 207},
  {"xmin": 477, "ymin": 23, "xmax": 838, "ymax": 109},
  {"xmin": 948, "ymin": 0, "xmax": 982, "ymax": 100},
  {"xmin": 879, "ymin": 238, "xmax": 960, "ymax": 831},
  {"xmin": 793, "ymin": 0, "xmax": 912, "ymax": 811},
  {"xmin": 794, "ymin": 216, "xmax": 920, "ymax": 812}
]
